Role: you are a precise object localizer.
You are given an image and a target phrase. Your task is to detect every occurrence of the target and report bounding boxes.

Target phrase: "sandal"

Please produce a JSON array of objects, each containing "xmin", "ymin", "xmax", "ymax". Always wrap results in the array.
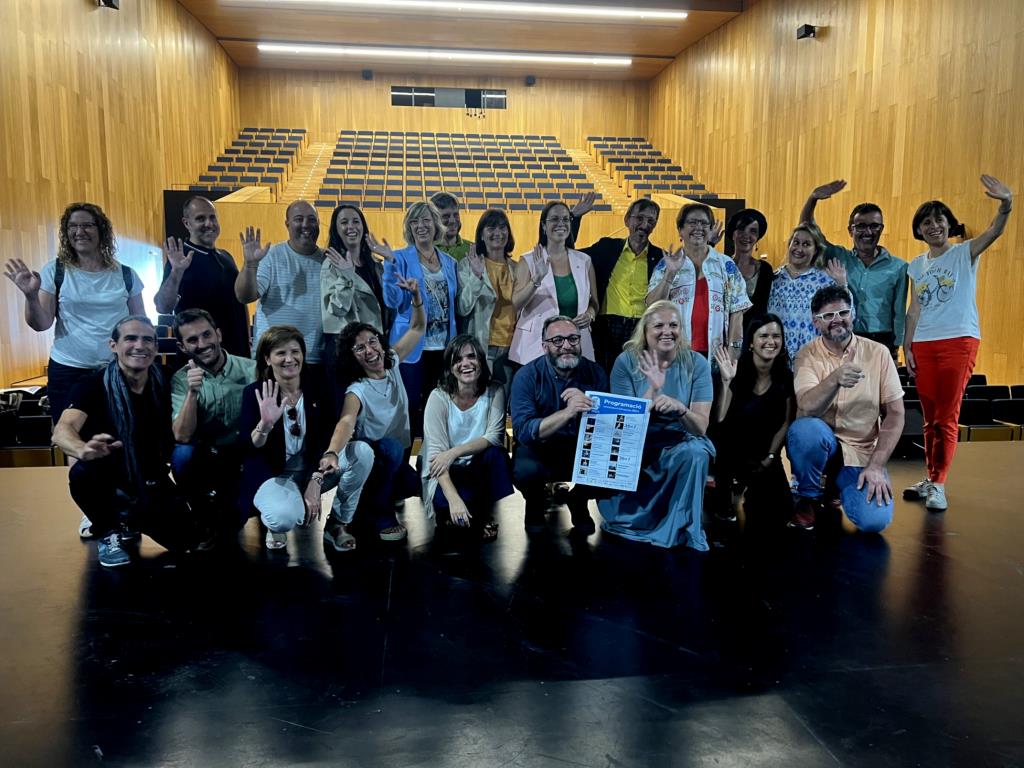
[
  {"xmin": 265, "ymin": 531, "xmax": 287, "ymax": 551},
  {"xmin": 379, "ymin": 524, "xmax": 407, "ymax": 542},
  {"xmin": 324, "ymin": 523, "xmax": 357, "ymax": 552},
  {"xmin": 481, "ymin": 521, "xmax": 499, "ymax": 542}
]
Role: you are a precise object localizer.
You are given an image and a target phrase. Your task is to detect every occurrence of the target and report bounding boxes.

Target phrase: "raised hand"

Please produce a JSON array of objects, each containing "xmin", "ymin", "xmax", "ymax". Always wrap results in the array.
[
  {"xmin": 239, "ymin": 226, "xmax": 271, "ymax": 266},
  {"xmin": 825, "ymin": 257, "xmax": 848, "ymax": 287},
  {"xmin": 713, "ymin": 345, "xmax": 737, "ymax": 384},
  {"xmin": 531, "ymin": 244, "xmax": 550, "ymax": 282},
  {"xmin": 638, "ymin": 349, "xmax": 667, "ymax": 392},
  {"xmin": 708, "ymin": 219, "xmax": 724, "ymax": 247},
  {"xmin": 980, "ymin": 174, "xmax": 1013, "ymax": 203},
  {"xmin": 395, "ymin": 275, "xmax": 420, "ymax": 297},
  {"xmin": 366, "ymin": 232, "xmax": 394, "ymax": 262},
  {"xmin": 662, "ymin": 247, "xmax": 684, "ymax": 275},
  {"xmin": 185, "ymin": 360, "xmax": 205, "ymax": 392},
  {"xmin": 80, "ymin": 433, "xmax": 123, "ymax": 462},
  {"xmin": 3, "ymin": 258, "xmax": 41, "ymax": 296},
  {"xmin": 163, "ymin": 237, "xmax": 192, "ymax": 273},
  {"xmin": 253, "ymin": 380, "xmax": 284, "ymax": 428},
  {"xmin": 811, "ymin": 179, "xmax": 848, "ymax": 200},
  {"xmin": 325, "ymin": 246, "xmax": 354, "ymax": 270},
  {"xmin": 466, "ymin": 244, "xmax": 485, "ymax": 279},
  {"xmin": 570, "ymin": 191, "xmax": 596, "ymax": 218}
]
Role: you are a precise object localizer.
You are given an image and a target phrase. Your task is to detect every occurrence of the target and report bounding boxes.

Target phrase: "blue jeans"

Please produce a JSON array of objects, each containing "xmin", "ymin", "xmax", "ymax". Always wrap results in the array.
[{"xmin": 786, "ymin": 417, "xmax": 893, "ymax": 533}]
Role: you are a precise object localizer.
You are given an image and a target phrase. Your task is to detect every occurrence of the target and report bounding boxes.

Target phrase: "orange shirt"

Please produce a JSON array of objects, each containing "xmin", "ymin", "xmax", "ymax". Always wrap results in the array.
[{"xmin": 793, "ymin": 335, "xmax": 903, "ymax": 466}]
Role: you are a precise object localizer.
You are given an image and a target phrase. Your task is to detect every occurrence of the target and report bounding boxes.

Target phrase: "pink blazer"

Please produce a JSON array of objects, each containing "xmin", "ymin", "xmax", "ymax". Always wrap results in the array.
[{"xmin": 509, "ymin": 247, "xmax": 596, "ymax": 364}]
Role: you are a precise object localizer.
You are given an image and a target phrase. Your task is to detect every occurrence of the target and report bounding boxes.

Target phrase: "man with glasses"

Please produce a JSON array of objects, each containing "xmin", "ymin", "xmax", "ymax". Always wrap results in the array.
[
  {"xmin": 52, "ymin": 316, "xmax": 200, "ymax": 567},
  {"xmin": 574, "ymin": 199, "xmax": 668, "ymax": 372},
  {"xmin": 170, "ymin": 309, "xmax": 256, "ymax": 545},
  {"xmin": 510, "ymin": 315, "xmax": 609, "ymax": 535},
  {"xmin": 786, "ymin": 286, "xmax": 905, "ymax": 533},
  {"xmin": 801, "ymin": 180, "xmax": 909, "ymax": 358}
]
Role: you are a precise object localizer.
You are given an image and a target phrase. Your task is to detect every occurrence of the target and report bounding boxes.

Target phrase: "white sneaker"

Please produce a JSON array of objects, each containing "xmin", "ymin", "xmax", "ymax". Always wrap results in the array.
[
  {"xmin": 78, "ymin": 515, "xmax": 94, "ymax": 539},
  {"xmin": 903, "ymin": 479, "xmax": 932, "ymax": 501},
  {"xmin": 925, "ymin": 484, "xmax": 948, "ymax": 511},
  {"xmin": 265, "ymin": 531, "xmax": 287, "ymax": 551}
]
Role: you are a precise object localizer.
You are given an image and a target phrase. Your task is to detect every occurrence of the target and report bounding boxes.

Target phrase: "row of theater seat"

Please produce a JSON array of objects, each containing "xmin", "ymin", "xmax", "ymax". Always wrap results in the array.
[
  {"xmin": 586, "ymin": 135, "xmax": 710, "ymax": 198},
  {"xmin": 190, "ymin": 129, "xmax": 308, "ymax": 198}
]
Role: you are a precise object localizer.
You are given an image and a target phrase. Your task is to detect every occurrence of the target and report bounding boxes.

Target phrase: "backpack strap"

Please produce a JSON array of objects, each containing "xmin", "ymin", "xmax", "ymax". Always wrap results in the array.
[{"xmin": 54, "ymin": 261, "xmax": 65, "ymax": 320}]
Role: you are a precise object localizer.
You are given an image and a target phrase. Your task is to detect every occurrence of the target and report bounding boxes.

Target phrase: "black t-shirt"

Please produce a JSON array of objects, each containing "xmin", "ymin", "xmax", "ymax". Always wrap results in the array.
[
  {"xmin": 161, "ymin": 243, "xmax": 250, "ymax": 357},
  {"xmin": 722, "ymin": 374, "xmax": 795, "ymax": 456},
  {"xmin": 67, "ymin": 371, "xmax": 171, "ymax": 480}
]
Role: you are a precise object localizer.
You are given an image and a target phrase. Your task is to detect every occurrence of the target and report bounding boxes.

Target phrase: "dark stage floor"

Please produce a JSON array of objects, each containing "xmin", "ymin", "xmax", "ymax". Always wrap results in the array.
[{"xmin": 1, "ymin": 443, "xmax": 1022, "ymax": 767}]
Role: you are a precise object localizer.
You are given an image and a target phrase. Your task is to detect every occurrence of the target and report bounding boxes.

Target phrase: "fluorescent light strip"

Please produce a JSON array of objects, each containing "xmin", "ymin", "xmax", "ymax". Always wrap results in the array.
[
  {"xmin": 231, "ymin": 0, "xmax": 687, "ymax": 21},
  {"xmin": 258, "ymin": 43, "xmax": 632, "ymax": 66}
]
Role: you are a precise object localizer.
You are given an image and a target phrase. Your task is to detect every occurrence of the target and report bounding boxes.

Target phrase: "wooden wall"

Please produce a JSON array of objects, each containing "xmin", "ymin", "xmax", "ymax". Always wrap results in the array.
[
  {"xmin": 238, "ymin": 70, "xmax": 650, "ymax": 148},
  {"xmin": 0, "ymin": 0, "xmax": 239, "ymax": 386},
  {"xmin": 648, "ymin": 0, "xmax": 1024, "ymax": 382}
]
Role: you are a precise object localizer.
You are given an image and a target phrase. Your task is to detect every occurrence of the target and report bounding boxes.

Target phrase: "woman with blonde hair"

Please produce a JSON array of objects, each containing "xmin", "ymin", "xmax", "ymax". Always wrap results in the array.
[{"xmin": 599, "ymin": 300, "xmax": 715, "ymax": 549}]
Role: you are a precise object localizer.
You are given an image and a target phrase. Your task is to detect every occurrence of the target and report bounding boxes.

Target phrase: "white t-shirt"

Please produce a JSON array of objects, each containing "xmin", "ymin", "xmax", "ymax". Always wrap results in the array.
[
  {"xmin": 39, "ymin": 260, "xmax": 144, "ymax": 368},
  {"xmin": 907, "ymin": 241, "xmax": 980, "ymax": 342},
  {"xmin": 254, "ymin": 242, "xmax": 325, "ymax": 363},
  {"xmin": 445, "ymin": 395, "xmax": 490, "ymax": 466},
  {"xmin": 346, "ymin": 351, "xmax": 411, "ymax": 449}
]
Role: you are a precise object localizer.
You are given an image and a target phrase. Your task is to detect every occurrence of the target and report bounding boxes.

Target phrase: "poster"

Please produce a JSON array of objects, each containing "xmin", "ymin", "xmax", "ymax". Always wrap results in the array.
[{"xmin": 572, "ymin": 391, "xmax": 650, "ymax": 492}]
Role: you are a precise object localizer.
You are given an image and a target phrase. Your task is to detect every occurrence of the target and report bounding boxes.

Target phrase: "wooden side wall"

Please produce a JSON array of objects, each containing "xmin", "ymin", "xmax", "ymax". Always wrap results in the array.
[
  {"xmin": 0, "ymin": 0, "xmax": 239, "ymax": 385},
  {"xmin": 648, "ymin": 0, "xmax": 1024, "ymax": 382},
  {"xmin": 238, "ymin": 70, "xmax": 650, "ymax": 148}
]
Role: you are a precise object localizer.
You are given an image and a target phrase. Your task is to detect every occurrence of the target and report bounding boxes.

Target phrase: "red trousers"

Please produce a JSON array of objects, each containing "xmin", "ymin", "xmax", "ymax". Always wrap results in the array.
[{"xmin": 912, "ymin": 336, "xmax": 979, "ymax": 484}]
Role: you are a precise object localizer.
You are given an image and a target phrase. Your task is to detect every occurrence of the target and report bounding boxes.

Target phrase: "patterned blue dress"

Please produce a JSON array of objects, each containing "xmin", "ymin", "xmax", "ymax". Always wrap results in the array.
[{"xmin": 767, "ymin": 267, "xmax": 840, "ymax": 363}]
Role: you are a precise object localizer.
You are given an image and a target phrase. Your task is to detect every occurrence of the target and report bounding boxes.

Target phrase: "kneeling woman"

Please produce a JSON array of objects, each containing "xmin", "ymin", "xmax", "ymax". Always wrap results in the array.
[
  {"xmin": 239, "ymin": 325, "xmax": 354, "ymax": 551},
  {"xmin": 318, "ymin": 276, "xmax": 425, "ymax": 548},
  {"xmin": 712, "ymin": 313, "xmax": 795, "ymax": 525},
  {"xmin": 421, "ymin": 334, "xmax": 513, "ymax": 541},
  {"xmin": 600, "ymin": 300, "xmax": 715, "ymax": 550}
]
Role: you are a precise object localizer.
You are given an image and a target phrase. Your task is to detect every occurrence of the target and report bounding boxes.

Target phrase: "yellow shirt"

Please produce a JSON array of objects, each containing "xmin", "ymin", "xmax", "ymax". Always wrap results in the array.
[
  {"xmin": 484, "ymin": 257, "xmax": 516, "ymax": 348},
  {"xmin": 603, "ymin": 242, "xmax": 648, "ymax": 319},
  {"xmin": 794, "ymin": 335, "xmax": 904, "ymax": 467}
]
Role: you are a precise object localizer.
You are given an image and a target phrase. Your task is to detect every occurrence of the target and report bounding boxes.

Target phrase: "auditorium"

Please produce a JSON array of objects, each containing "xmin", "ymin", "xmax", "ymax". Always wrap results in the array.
[{"xmin": 2, "ymin": 1, "xmax": 1022, "ymax": 765}]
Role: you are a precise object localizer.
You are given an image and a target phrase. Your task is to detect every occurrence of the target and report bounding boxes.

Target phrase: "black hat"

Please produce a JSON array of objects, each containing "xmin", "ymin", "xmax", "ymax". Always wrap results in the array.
[{"xmin": 726, "ymin": 208, "xmax": 768, "ymax": 241}]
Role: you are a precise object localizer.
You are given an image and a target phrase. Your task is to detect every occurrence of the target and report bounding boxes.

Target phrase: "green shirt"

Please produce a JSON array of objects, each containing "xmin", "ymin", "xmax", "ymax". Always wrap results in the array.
[
  {"xmin": 437, "ymin": 236, "xmax": 472, "ymax": 261},
  {"xmin": 171, "ymin": 352, "xmax": 257, "ymax": 446},
  {"xmin": 825, "ymin": 244, "xmax": 909, "ymax": 345}
]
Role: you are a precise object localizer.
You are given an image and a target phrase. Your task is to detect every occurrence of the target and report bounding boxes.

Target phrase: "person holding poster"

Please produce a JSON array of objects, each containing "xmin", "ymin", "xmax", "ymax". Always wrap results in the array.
[{"xmin": 600, "ymin": 300, "xmax": 715, "ymax": 550}]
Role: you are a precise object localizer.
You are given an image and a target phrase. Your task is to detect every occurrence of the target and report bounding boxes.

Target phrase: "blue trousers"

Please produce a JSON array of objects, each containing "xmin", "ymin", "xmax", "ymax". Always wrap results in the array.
[{"xmin": 786, "ymin": 417, "xmax": 893, "ymax": 533}]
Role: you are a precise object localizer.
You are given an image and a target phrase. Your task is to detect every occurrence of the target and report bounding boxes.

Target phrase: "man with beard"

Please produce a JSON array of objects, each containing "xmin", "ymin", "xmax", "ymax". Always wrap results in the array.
[
  {"xmin": 786, "ymin": 285, "xmax": 904, "ymax": 533},
  {"xmin": 155, "ymin": 196, "xmax": 251, "ymax": 356},
  {"xmin": 430, "ymin": 192, "xmax": 473, "ymax": 261},
  {"xmin": 510, "ymin": 315, "xmax": 609, "ymax": 534},
  {"xmin": 53, "ymin": 316, "xmax": 199, "ymax": 567},
  {"xmin": 235, "ymin": 200, "xmax": 327, "ymax": 385},
  {"xmin": 170, "ymin": 309, "xmax": 256, "ymax": 542},
  {"xmin": 800, "ymin": 180, "xmax": 908, "ymax": 358},
  {"xmin": 575, "ymin": 198, "xmax": 668, "ymax": 372}
]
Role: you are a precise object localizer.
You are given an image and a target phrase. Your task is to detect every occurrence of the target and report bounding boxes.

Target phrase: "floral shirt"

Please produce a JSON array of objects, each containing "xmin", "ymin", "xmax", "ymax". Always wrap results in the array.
[{"xmin": 767, "ymin": 266, "xmax": 841, "ymax": 364}]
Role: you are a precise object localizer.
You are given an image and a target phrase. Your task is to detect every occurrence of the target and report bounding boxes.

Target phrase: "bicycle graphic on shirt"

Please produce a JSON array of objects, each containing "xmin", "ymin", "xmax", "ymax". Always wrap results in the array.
[{"xmin": 916, "ymin": 274, "xmax": 956, "ymax": 308}]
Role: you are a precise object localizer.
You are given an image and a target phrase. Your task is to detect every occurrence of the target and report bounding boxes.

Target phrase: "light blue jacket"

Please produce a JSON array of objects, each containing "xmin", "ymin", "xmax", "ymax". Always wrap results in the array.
[{"xmin": 383, "ymin": 244, "xmax": 458, "ymax": 364}]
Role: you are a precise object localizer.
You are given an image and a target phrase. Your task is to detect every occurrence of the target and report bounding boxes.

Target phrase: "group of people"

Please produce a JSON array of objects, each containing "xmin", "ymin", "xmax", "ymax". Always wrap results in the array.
[{"xmin": 3, "ymin": 174, "xmax": 1013, "ymax": 566}]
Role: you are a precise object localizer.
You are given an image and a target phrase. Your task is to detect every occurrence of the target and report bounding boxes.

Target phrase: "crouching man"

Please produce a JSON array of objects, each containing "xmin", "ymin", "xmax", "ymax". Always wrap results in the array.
[{"xmin": 53, "ymin": 315, "xmax": 198, "ymax": 567}]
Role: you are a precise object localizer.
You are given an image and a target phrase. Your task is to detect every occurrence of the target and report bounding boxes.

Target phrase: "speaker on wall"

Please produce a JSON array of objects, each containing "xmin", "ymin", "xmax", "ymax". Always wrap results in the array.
[
  {"xmin": 525, "ymin": 75, "xmax": 537, "ymax": 87},
  {"xmin": 97, "ymin": 0, "xmax": 120, "ymax": 8},
  {"xmin": 361, "ymin": 69, "xmax": 374, "ymax": 81}
]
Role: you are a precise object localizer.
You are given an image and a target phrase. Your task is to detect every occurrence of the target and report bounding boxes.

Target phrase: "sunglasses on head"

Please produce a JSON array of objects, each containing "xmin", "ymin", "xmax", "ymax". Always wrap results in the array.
[{"xmin": 286, "ymin": 405, "xmax": 301, "ymax": 437}]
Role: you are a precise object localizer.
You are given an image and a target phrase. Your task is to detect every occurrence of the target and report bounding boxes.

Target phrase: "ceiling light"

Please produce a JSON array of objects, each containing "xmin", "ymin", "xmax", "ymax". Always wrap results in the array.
[
  {"xmin": 257, "ymin": 43, "xmax": 632, "ymax": 66},
  {"xmin": 230, "ymin": 0, "xmax": 687, "ymax": 22}
]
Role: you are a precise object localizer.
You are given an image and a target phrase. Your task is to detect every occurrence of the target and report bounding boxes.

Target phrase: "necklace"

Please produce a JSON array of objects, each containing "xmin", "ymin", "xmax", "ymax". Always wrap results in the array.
[{"xmin": 366, "ymin": 375, "xmax": 391, "ymax": 396}]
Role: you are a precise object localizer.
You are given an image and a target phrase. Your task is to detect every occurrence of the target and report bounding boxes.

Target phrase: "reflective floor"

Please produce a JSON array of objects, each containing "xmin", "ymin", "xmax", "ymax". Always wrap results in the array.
[{"xmin": 1, "ymin": 442, "xmax": 1022, "ymax": 767}]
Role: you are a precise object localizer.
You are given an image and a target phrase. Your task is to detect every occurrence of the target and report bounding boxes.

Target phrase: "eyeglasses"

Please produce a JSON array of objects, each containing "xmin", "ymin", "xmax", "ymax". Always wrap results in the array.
[
  {"xmin": 851, "ymin": 223, "xmax": 884, "ymax": 233},
  {"xmin": 67, "ymin": 223, "xmax": 97, "ymax": 231},
  {"xmin": 683, "ymin": 220, "xmax": 711, "ymax": 229},
  {"xmin": 543, "ymin": 334, "xmax": 582, "ymax": 347},
  {"xmin": 814, "ymin": 308, "xmax": 853, "ymax": 322},
  {"xmin": 352, "ymin": 336, "xmax": 382, "ymax": 355},
  {"xmin": 286, "ymin": 406, "xmax": 302, "ymax": 437}
]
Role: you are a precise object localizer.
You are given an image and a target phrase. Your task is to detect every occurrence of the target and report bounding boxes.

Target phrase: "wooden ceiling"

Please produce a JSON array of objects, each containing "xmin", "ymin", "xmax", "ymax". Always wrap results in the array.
[{"xmin": 178, "ymin": 0, "xmax": 742, "ymax": 80}]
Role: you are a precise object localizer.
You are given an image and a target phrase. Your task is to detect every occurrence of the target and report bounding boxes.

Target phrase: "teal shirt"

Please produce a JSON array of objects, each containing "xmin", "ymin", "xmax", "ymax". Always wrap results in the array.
[
  {"xmin": 171, "ymin": 352, "xmax": 257, "ymax": 446},
  {"xmin": 825, "ymin": 245, "xmax": 909, "ymax": 345}
]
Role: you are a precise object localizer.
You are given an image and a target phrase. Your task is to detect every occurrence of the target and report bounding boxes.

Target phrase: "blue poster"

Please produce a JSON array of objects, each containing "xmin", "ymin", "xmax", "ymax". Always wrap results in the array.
[{"xmin": 572, "ymin": 391, "xmax": 650, "ymax": 492}]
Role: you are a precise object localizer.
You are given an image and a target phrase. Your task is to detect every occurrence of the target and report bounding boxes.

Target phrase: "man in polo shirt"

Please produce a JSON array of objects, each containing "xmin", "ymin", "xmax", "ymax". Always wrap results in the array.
[
  {"xmin": 170, "ymin": 309, "xmax": 256, "ymax": 539},
  {"xmin": 510, "ymin": 315, "xmax": 609, "ymax": 535},
  {"xmin": 235, "ymin": 200, "xmax": 328, "ymax": 389},
  {"xmin": 800, "ymin": 180, "xmax": 909, "ymax": 358},
  {"xmin": 576, "ymin": 198, "xmax": 666, "ymax": 372},
  {"xmin": 430, "ymin": 192, "xmax": 472, "ymax": 261},
  {"xmin": 155, "ymin": 196, "xmax": 251, "ymax": 357},
  {"xmin": 787, "ymin": 285, "xmax": 905, "ymax": 533}
]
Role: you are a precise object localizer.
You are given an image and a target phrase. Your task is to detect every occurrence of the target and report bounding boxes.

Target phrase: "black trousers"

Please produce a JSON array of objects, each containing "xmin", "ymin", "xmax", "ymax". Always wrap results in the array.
[
  {"xmin": 594, "ymin": 314, "xmax": 640, "ymax": 373},
  {"xmin": 69, "ymin": 459, "xmax": 199, "ymax": 551},
  {"xmin": 513, "ymin": 438, "xmax": 606, "ymax": 515}
]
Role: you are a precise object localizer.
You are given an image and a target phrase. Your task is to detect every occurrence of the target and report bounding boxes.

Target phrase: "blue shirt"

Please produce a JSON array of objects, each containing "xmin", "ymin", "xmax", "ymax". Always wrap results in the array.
[
  {"xmin": 510, "ymin": 354, "xmax": 609, "ymax": 446},
  {"xmin": 824, "ymin": 245, "xmax": 908, "ymax": 345},
  {"xmin": 383, "ymin": 244, "xmax": 458, "ymax": 364}
]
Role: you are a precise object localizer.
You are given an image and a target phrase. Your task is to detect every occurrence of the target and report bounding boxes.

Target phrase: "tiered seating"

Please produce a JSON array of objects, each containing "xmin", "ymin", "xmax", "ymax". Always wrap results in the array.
[
  {"xmin": 316, "ymin": 131, "xmax": 612, "ymax": 212},
  {"xmin": 191, "ymin": 127, "xmax": 307, "ymax": 198},
  {"xmin": 586, "ymin": 136, "xmax": 711, "ymax": 199}
]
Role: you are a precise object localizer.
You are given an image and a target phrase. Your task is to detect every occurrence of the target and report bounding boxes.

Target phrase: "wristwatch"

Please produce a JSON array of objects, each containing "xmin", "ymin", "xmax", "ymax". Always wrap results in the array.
[{"xmin": 728, "ymin": 341, "xmax": 742, "ymax": 349}]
